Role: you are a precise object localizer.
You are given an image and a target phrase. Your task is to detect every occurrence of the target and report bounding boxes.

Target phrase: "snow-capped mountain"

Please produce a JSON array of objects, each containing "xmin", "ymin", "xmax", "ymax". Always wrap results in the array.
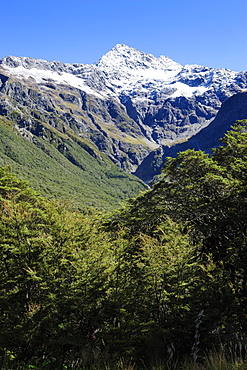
[
  {"xmin": 1, "ymin": 44, "xmax": 244, "ymax": 105},
  {"xmin": 0, "ymin": 44, "xmax": 246, "ymax": 178}
]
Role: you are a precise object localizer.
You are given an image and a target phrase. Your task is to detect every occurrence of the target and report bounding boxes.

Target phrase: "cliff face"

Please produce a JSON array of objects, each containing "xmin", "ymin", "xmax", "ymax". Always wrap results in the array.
[
  {"xmin": 135, "ymin": 91, "xmax": 247, "ymax": 181},
  {"xmin": 0, "ymin": 44, "xmax": 246, "ymax": 181}
]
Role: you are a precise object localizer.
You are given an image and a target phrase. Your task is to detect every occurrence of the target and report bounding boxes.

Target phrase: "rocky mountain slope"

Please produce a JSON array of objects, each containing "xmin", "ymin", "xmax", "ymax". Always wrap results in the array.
[
  {"xmin": 135, "ymin": 91, "xmax": 247, "ymax": 180},
  {"xmin": 0, "ymin": 44, "xmax": 246, "ymax": 184}
]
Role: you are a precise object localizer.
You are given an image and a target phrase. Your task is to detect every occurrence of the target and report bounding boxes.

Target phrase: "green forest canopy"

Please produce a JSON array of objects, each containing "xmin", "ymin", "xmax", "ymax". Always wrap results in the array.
[{"xmin": 0, "ymin": 120, "xmax": 247, "ymax": 369}]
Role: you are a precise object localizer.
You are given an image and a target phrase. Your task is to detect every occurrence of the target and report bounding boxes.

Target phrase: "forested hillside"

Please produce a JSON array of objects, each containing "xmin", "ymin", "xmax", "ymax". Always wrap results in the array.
[
  {"xmin": 0, "ymin": 117, "xmax": 147, "ymax": 210},
  {"xmin": 1, "ymin": 121, "xmax": 247, "ymax": 369}
]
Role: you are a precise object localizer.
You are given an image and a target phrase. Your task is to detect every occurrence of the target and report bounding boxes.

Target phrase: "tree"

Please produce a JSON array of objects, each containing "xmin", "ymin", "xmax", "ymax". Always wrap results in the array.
[
  {"xmin": 108, "ymin": 121, "xmax": 247, "ymax": 358},
  {"xmin": 0, "ymin": 167, "xmax": 112, "ymax": 368}
]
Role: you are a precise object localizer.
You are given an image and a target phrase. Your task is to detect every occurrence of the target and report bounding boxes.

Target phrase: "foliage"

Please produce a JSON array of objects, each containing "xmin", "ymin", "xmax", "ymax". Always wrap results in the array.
[
  {"xmin": 1, "ymin": 120, "xmax": 247, "ymax": 368},
  {"xmin": 106, "ymin": 120, "xmax": 247, "ymax": 364}
]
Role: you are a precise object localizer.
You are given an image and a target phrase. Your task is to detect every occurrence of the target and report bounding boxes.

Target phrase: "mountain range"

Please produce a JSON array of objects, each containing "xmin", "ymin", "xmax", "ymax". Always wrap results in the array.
[{"xmin": 0, "ymin": 44, "xmax": 246, "ymax": 203}]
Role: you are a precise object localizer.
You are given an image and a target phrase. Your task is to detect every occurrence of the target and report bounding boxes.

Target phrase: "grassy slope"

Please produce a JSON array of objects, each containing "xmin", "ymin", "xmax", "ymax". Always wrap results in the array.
[{"xmin": 0, "ymin": 118, "xmax": 147, "ymax": 209}]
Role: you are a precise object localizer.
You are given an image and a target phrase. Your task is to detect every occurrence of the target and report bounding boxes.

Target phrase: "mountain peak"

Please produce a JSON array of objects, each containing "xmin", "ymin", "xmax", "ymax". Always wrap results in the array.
[
  {"xmin": 111, "ymin": 43, "xmax": 135, "ymax": 52},
  {"xmin": 94, "ymin": 44, "xmax": 182, "ymax": 73}
]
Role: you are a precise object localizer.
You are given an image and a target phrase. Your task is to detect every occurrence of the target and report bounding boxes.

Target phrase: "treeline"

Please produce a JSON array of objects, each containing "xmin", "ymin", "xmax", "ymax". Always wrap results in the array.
[{"xmin": 1, "ymin": 121, "xmax": 247, "ymax": 369}]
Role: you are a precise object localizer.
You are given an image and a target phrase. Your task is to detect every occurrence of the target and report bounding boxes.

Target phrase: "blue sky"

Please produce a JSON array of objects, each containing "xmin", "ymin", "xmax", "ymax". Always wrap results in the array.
[{"xmin": 1, "ymin": 0, "xmax": 246, "ymax": 71}]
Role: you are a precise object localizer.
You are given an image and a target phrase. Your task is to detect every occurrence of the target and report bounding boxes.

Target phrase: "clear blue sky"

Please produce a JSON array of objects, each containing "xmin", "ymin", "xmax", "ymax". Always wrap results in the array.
[{"xmin": 1, "ymin": 0, "xmax": 246, "ymax": 71}]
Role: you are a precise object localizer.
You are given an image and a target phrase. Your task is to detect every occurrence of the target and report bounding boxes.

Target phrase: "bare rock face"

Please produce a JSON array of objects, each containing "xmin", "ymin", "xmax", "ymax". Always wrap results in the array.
[
  {"xmin": 0, "ymin": 44, "xmax": 246, "ymax": 179},
  {"xmin": 135, "ymin": 91, "xmax": 247, "ymax": 181}
]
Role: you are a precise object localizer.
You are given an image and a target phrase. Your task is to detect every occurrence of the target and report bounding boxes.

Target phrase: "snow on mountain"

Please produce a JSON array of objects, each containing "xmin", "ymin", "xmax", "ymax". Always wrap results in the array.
[
  {"xmin": 0, "ymin": 44, "xmax": 243, "ymax": 102},
  {"xmin": 0, "ymin": 44, "xmax": 247, "ymax": 153},
  {"xmin": 2, "ymin": 64, "xmax": 105, "ymax": 99},
  {"xmin": 95, "ymin": 43, "xmax": 182, "ymax": 73},
  {"xmin": 0, "ymin": 44, "xmax": 246, "ymax": 174},
  {"xmin": 95, "ymin": 44, "xmax": 184, "ymax": 96},
  {"xmin": 0, "ymin": 56, "xmax": 107, "ymax": 98},
  {"xmin": 94, "ymin": 44, "xmax": 241, "ymax": 101}
]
